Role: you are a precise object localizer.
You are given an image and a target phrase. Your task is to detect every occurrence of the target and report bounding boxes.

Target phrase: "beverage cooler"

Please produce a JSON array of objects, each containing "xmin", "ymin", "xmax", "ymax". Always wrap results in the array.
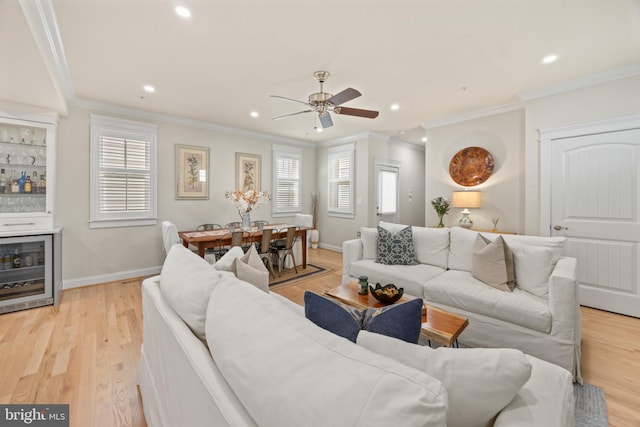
[{"xmin": 0, "ymin": 231, "xmax": 62, "ymax": 314}]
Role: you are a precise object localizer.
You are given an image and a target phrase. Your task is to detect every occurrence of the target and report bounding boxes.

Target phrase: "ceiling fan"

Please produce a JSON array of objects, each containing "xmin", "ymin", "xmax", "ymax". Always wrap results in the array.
[{"xmin": 271, "ymin": 71, "xmax": 379, "ymax": 129}]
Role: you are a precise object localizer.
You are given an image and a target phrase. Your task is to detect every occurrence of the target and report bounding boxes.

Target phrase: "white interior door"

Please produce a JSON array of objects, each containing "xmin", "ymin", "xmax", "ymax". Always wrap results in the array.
[
  {"xmin": 549, "ymin": 126, "xmax": 640, "ymax": 318},
  {"xmin": 374, "ymin": 162, "xmax": 399, "ymax": 225}
]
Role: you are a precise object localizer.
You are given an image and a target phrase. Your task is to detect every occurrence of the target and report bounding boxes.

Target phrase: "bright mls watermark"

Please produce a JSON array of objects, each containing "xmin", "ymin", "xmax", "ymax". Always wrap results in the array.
[{"xmin": 1, "ymin": 405, "xmax": 69, "ymax": 426}]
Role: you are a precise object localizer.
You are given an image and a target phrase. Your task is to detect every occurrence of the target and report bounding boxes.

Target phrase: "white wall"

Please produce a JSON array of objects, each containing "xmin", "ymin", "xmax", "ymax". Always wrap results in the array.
[
  {"xmin": 57, "ymin": 105, "xmax": 315, "ymax": 285},
  {"xmin": 424, "ymin": 109, "xmax": 525, "ymax": 233}
]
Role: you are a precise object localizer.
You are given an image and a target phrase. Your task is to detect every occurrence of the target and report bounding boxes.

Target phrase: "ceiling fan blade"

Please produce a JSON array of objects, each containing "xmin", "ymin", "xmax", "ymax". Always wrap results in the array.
[
  {"xmin": 334, "ymin": 107, "xmax": 379, "ymax": 119},
  {"xmin": 270, "ymin": 95, "xmax": 311, "ymax": 106},
  {"xmin": 319, "ymin": 112, "xmax": 333, "ymax": 128},
  {"xmin": 272, "ymin": 110, "xmax": 314, "ymax": 120},
  {"xmin": 327, "ymin": 88, "xmax": 361, "ymax": 106}
]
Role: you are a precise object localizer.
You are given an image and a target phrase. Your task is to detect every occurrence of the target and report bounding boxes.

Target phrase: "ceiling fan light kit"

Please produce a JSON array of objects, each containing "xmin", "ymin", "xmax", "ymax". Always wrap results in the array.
[{"xmin": 271, "ymin": 71, "xmax": 379, "ymax": 129}]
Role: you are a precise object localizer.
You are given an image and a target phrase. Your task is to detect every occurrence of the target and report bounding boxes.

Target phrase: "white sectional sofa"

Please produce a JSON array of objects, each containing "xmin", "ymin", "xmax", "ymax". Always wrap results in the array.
[
  {"xmin": 343, "ymin": 224, "xmax": 582, "ymax": 383},
  {"xmin": 137, "ymin": 244, "xmax": 576, "ymax": 427}
]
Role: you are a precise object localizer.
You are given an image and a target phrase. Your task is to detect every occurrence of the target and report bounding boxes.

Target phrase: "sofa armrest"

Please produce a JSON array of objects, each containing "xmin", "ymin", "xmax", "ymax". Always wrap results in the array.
[
  {"xmin": 342, "ymin": 238, "xmax": 363, "ymax": 284},
  {"xmin": 547, "ymin": 256, "xmax": 583, "ymax": 382}
]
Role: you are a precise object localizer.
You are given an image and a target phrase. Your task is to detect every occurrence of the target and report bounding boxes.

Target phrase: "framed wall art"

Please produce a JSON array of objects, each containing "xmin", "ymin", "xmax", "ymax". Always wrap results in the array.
[
  {"xmin": 175, "ymin": 144, "xmax": 210, "ymax": 199},
  {"xmin": 235, "ymin": 152, "xmax": 261, "ymax": 192}
]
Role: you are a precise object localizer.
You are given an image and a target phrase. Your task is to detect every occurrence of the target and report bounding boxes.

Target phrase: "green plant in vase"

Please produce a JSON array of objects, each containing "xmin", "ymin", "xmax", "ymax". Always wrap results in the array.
[{"xmin": 431, "ymin": 196, "xmax": 450, "ymax": 228}]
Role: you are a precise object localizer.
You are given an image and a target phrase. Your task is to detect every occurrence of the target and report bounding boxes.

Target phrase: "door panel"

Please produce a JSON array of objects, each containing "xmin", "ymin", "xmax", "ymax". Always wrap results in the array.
[
  {"xmin": 374, "ymin": 163, "xmax": 399, "ymax": 225},
  {"xmin": 550, "ymin": 128, "xmax": 640, "ymax": 317}
]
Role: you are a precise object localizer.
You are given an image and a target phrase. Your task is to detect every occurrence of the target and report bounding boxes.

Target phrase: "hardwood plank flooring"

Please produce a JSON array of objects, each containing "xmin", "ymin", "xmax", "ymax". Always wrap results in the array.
[{"xmin": 0, "ymin": 248, "xmax": 638, "ymax": 426}]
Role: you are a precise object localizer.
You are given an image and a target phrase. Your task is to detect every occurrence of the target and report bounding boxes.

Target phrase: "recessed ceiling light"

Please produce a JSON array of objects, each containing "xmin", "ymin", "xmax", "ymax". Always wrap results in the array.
[
  {"xmin": 421, "ymin": 137, "xmax": 428, "ymax": 142},
  {"xmin": 315, "ymin": 127, "xmax": 323, "ymax": 133},
  {"xmin": 175, "ymin": 6, "xmax": 191, "ymax": 18},
  {"xmin": 390, "ymin": 103, "xmax": 400, "ymax": 111},
  {"xmin": 250, "ymin": 111, "xmax": 259, "ymax": 118},
  {"xmin": 143, "ymin": 85, "xmax": 155, "ymax": 93},
  {"xmin": 542, "ymin": 54, "xmax": 558, "ymax": 64}
]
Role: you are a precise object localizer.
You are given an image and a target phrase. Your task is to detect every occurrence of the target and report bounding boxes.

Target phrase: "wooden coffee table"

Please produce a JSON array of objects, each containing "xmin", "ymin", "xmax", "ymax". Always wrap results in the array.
[{"xmin": 324, "ymin": 282, "xmax": 469, "ymax": 347}]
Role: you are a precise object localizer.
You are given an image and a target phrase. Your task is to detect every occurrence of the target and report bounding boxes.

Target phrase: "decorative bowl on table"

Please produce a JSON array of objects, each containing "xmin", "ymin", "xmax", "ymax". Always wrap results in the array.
[{"xmin": 369, "ymin": 283, "xmax": 403, "ymax": 304}]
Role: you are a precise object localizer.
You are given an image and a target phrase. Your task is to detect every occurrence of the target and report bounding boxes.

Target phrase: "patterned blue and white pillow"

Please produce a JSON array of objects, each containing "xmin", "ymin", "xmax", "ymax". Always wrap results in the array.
[{"xmin": 376, "ymin": 225, "xmax": 419, "ymax": 265}]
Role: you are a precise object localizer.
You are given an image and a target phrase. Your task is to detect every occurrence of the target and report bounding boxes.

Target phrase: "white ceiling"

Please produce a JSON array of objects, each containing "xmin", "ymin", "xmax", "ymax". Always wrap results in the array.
[{"xmin": 3, "ymin": 0, "xmax": 640, "ymax": 145}]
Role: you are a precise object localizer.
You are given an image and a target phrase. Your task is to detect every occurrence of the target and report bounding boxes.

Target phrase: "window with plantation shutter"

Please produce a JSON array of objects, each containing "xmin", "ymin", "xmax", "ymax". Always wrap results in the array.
[
  {"xmin": 328, "ymin": 143, "xmax": 355, "ymax": 218},
  {"xmin": 272, "ymin": 145, "xmax": 301, "ymax": 216},
  {"xmin": 90, "ymin": 115, "xmax": 157, "ymax": 228}
]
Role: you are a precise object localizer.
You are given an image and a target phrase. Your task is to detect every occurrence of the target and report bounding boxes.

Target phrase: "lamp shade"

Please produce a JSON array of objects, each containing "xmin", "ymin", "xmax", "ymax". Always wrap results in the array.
[{"xmin": 451, "ymin": 191, "xmax": 482, "ymax": 208}]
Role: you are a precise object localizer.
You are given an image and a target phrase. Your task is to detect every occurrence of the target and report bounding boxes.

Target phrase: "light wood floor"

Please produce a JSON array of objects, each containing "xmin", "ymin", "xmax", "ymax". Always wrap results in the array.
[{"xmin": 0, "ymin": 248, "xmax": 638, "ymax": 426}]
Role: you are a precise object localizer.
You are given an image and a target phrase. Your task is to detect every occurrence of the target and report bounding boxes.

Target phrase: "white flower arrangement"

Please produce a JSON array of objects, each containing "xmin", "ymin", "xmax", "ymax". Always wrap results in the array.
[{"xmin": 225, "ymin": 189, "xmax": 271, "ymax": 215}]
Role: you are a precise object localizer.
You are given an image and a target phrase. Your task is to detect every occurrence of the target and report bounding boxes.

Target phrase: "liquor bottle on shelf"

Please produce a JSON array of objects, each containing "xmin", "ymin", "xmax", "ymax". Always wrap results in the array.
[
  {"xmin": 12, "ymin": 249, "xmax": 20, "ymax": 269},
  {"xmin": 3, "ymin": 253, "xmax": 11, "ymax": 270},
  {"xmin": 31, "ymin": 171, "xmax": 38, "ymax": 194},
  {"xmin": 18, "ymin": 171, "xmax": 26, "ymax": 194},
  {"xmin": 0, "ymin": 169, "xmax": 6, "ymax": 194},
  {"xmin": 10, "ymin": 170, "xmax": 18, "ymax": 194},
  {"xmin": 40, "ymin": 174, "xmax": 46, "ymax": 194},
  {"xmin": 24, "ymin": 174, "xmax": 32, "ymax": 193}
]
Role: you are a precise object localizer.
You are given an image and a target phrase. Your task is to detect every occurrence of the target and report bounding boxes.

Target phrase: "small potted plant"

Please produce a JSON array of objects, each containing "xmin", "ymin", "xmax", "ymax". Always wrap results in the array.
[{"xmin": 431, "ymin": 196, "xmax": 450, "ymax": 228}]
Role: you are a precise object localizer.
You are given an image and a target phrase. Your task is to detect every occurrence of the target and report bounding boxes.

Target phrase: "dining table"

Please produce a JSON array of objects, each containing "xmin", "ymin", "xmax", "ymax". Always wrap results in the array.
[{"xmin": 178, "ymin": 224, "xmax": 312, "ymax": 268}]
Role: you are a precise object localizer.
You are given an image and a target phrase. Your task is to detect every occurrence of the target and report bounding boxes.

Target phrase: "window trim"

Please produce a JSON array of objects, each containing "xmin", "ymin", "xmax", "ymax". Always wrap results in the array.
[
  {"xmin": 89, "ymin": 114, "xmax": 158, "ymax": 228},
  {"xmin": 327, "ymin": 143, "xmax": 355, "ymax": 218},
  {"xmin": 271, "ymin": 144, "xmax": 302, "ymax": 217}
]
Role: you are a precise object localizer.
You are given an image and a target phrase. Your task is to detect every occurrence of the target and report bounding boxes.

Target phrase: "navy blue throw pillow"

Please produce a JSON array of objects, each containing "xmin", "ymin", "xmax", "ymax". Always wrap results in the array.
[{"xmin": 303, "ymin": 291, "xmax": 423, "ymax": 343}]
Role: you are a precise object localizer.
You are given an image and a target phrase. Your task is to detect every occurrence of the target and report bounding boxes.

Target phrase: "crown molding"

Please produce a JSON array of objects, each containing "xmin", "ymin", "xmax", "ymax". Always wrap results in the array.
[
  {"xmin": 19, "ymin": 0, "xmax": 73, "ymax": 116},
  {"xmin": 422, "ymin": 102, "xmax": 524, "ymax": 130},
  {"xmin": 70, "ymin": 97, "xmax": 316, "ymax": 148},
  {"xmin": 518, "ymin": 63, "xmax": 640, "ymax": 102},
  {"xmin": 369, "ymin": 132, "xmax": 425, "ymax": 152},
  {"xmin": 317, "ymin": 132, "xmax": 370, "ymax": 148}
]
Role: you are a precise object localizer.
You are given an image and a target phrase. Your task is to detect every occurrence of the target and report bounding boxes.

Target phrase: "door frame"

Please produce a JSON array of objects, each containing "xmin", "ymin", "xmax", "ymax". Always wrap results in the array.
[
  {"xmin": 539, "ymin": 114, "xmax": 640, "ymax": 235},
  {"xmin": 373, "ymin": 160, "xmax": 401, "ymax": 226}
]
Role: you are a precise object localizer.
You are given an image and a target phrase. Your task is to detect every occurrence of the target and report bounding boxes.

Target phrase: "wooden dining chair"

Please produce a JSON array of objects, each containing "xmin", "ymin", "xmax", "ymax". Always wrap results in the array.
[{"xmin": 270, "ymin": 227, "xmax": 298, "ymax": 275}]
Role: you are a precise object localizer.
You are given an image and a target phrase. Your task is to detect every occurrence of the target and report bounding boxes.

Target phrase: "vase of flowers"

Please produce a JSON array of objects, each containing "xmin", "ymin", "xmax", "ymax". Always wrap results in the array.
[
  {"xmin": 225, "ymin": 189, "xmax": 271, "ymax": 230},
  {"xmin": 431, "ymin": 196, "xmax": 450, "ymax": 228}
]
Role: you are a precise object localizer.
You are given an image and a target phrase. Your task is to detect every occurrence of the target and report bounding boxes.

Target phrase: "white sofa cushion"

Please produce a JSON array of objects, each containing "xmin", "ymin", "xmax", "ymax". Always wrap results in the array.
[
  {"xmin": 449, "ymin": 227, "xmax": 566, "ymax": 275},
  {"xmin": 360, "ymin": 227, "xmax": 378, "ymax": 260},
  {"xmin": 159, "ymin": 244, "xmax": 229, "ymax": 341},
  {"xmin": 350, "ymin": 259, "xmax": 445, "ymax": 298},
  {"xmin": 513, "ymin": 245, "xmax": 554, "ymax": 297},
  {"xmin": 494, "ymin": 355, "xmax": 575, "ymax": 427},
  {"xmin": 357, "ymin": 330, "xmax": 532, "ymax": 427},
  {"xmin": 206, "ymin": 279, "xmax": 448, "ymax": 427},
  {"xmin": 423, "ymin": 270, "xmax": 552, "ymax": 333},
  {"xmin": 412, "ymin": 226, "xmax": 450, "ymax": 269}
]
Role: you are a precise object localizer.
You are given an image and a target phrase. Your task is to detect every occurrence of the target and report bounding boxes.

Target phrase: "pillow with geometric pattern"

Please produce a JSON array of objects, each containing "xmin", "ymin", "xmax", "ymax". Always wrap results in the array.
[{"xmin": 376, "ymin": 225, "xmax": 418, "ymax": 265}]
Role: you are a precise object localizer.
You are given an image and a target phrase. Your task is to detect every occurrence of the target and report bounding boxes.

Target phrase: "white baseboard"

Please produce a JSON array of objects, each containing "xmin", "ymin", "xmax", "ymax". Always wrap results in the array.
[
  {"xmin": 63, "ymin": 266, "xmax": 162, "ymax": 289},
  {"xmin": 317, "ymin": 242, "xmax": 342, "ymax": 252}
]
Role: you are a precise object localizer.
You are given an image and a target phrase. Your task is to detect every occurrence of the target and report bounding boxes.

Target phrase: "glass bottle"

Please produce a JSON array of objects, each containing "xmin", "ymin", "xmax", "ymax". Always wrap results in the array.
[
  {"xmin": 18, "ymin": 171, "xmax": 26, "ymax": 193},
  {"xmin": 39, "ymin": 174, "xmax": 46, "ymax": 194},
  {"xmin": 10, "ymin": 170, "xmax": 18, "ymax": 193},
  {"xmin": 31, "ymin": 171, "xmax": 38, "ymax": 194},
  {"xmin": 24, "ymin": 174, "xmax": 32, "ymax": 193},
  {"xmin": 12, "ymin": 249, "xmax": 20, "ymax": 269},
  {"xmin": 0, "ymin": 169, "xmax": 6, "ymax": 194}
]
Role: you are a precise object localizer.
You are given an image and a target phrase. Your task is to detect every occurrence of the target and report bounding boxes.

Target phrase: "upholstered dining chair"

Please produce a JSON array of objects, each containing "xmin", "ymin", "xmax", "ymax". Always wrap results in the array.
[
  {"xmin": 257, "ymin": 228, "xmax": 277, "ymax": 279},
  {"xmin": 270, "ymin": 227, "xmax": 298, "ymax": 276},
  {"xmin": 162, "ymin": 221, "xmax": 181, "ymax": 256}
]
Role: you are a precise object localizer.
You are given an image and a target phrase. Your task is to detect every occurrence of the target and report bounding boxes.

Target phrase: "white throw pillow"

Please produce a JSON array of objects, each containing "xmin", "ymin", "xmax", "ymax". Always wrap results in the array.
[
  {"xmin": 412, "ymin": 226, "xmax": 450, "ymax": 268},
  {"xmin": 229, "ymin": 244, "xmax": 269, "ymax": 292},
  {"xmin": 206, "ymin": 280, "xmax": 448, "ymax": 427},
  {"xmin": 357, "ymin": 330, "xmax": 532, "ymax": 427},
  {"xmin": 159, "ymin": 244, "xmax": 223, "ymax": 341},
  {"xmin": 379, "ymin": 220, "xmax": 409, "ymax": 234},
  {"xmin": 212, "ymin": 246, "xmax": 245, "ymax": 271},
  {"xmin": 448, "ymin": 226, "xmax": 479, "ymax": 271},
  {"xmin": 513, "ymin": 245, "xmax": 554, "ymax": 297},
  {"xmin": 360, "ymin": 227, "xmax": 378, "ymax": 260}
]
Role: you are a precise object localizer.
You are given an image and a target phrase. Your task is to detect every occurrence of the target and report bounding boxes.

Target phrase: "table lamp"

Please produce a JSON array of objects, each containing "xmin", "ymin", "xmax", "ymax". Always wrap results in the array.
[{"xmin": 451, "ymin": 191, "xmax": 482, "ymax": 228}]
